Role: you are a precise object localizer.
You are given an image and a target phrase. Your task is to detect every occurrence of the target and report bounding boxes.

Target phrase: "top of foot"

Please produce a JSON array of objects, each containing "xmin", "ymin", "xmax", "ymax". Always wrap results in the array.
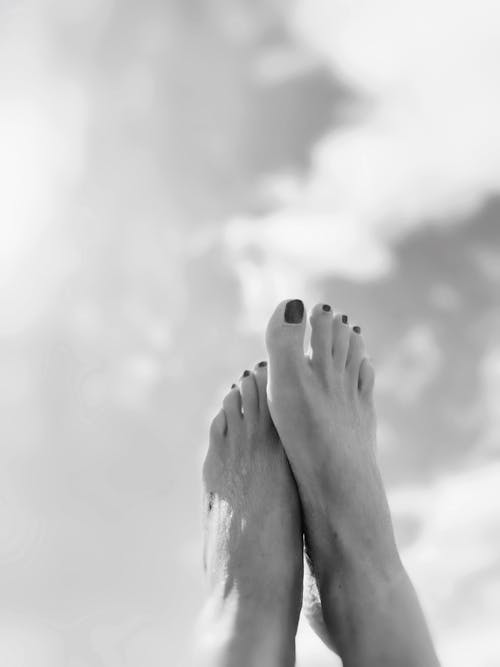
[
  {"xmin": 200, "ymin": 362, "xmax": 304, "ymax": 665},
  {"xmin": 202, "ymin": 361, "xmax": 303, "ymax": 602},
  {"xmin": 265, "ymin": 298, "xmax": 396, "ymax": 572}
]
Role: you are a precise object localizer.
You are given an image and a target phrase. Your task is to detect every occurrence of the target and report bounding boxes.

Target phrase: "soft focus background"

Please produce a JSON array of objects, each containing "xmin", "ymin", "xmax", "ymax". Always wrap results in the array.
[{"xmin": 1, "ymin": 1, "xmax": 499, "ymax": 665}]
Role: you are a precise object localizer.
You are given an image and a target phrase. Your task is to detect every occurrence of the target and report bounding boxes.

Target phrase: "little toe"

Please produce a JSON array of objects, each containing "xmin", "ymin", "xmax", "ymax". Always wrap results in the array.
[
  {"xmin": 240, "ymin": 369, "xmax": 259, "ymax": 423},
  {"xmin": 346, "ymin": 326, "xmax": 366, "ymax": 387},
  {"xmin": 222, "ymin": 385, "xmax": 242, "ymax": 433},
  {"xmin": 309, "ymin": 303, "xmax": 334, "ymax": 374},
  {"xmin": 359, "ymin": 357, "xmax": 375, "ymax": 396},
  {"xmin": 331, "ymin": 312, "xmax": 351, "ymax": 371}
]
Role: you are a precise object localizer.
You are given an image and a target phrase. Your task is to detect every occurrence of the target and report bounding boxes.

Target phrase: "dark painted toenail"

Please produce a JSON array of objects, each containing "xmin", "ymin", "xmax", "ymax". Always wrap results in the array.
[
  {"xmin": 342, "ymin": 314, "xmax": 348, "ymax": 324},
  {"xmin": 353, "ymin": 325, "xmax": 361, "ymax": 334},
  {"xmin": 322, "ymin": 304, "xmax": 331, "ymax": 312},
  {"xmin": 242, "ymin": 370, "xmax": 250, "ymax": 377},
  {"xmin": 258, "ymin": 361, "xmax": 267, "ymax": 367},
  {"xmin": 284, "ymin": 299, "xmax": 304, "ymax": 324},
  {"xmin": 231, "ymin": 384, "xmax": 236, "ymax": 389}
]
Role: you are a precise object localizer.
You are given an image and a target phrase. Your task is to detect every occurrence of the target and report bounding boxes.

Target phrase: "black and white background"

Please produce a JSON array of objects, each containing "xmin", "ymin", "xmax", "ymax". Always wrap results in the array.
[{"xmin": 0, "ymin": 1, "xmax": 499, "ymax": 665}]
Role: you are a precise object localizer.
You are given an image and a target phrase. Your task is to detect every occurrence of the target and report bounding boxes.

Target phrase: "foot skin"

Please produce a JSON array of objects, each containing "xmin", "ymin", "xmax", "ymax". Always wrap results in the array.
[
  {"xmin": 266, "ymin": 300, "xmax": 440, "ymax": 666},
  {"xmin": 200, "ymin": 362, "xmax": 303, "ymax": 667},
  {"xmin": 266, "ymin": 300, "xmax": 391, "ymax": 573}
]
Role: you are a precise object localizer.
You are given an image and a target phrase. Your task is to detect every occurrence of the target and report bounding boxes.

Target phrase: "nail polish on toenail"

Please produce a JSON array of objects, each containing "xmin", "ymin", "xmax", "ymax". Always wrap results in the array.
[
  {"xmin": 242, "ymin": 370, "xmax": 250, "ymax": 377},
  {"xmin": 353, "ymin": 325, "xmax": 361, "ymax": 334},
  {"xmin": 258, "ymin": 361, "xmax": 267, "ymax": 367},
  {"xmin": 322, "ymin": 304, "xmax": 331, "ymax": 312},
  {"xmin": 231, "ymin": 384, "xmax": 236, "ymax": 389},
  {"xmin": 284, "ymin": 299, "xmax": 304, "ymax": 324},
  {"xmin": 342, "ymin": 314, "xmax": 348, "ymax": 324}
]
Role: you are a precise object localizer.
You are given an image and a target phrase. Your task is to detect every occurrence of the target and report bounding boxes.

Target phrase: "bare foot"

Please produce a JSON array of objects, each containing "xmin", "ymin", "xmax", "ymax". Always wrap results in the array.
[
  {"xmin": 265, "ymin": 300, "xmax": 439, "ymax": 666},
  {"xmin": 200, "ymin": 362, "xmax": 303, "ymax": 667},
  {"xmin": 266, "ymin": 300, "xmax": 391, "ymax": 572}
]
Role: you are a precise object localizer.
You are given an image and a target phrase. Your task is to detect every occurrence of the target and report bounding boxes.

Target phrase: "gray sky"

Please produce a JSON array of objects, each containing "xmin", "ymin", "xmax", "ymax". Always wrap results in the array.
[{"xmin": 0, "ymin": 1, "xmax": 499, "ymax": 665}]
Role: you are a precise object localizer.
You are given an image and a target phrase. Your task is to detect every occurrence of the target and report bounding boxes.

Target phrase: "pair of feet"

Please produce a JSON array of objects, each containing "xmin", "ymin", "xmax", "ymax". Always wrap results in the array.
[{"xmin": 200, "ymin": 300, "xmax": 439, "ymax": 667}]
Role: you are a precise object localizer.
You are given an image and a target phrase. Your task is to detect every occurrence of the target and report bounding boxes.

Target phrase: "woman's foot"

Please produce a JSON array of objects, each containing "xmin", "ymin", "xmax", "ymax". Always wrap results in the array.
[
  {"xmin": 266, "ymin": 300, "xmax": 393, "ymax": 570},
  {"xmin": 265, "ymin": 300, "xmax": 439, "ymax": 666},
  {"xmin": 200, "ymin": 362, "xmax": 303, "ymax": 667}
]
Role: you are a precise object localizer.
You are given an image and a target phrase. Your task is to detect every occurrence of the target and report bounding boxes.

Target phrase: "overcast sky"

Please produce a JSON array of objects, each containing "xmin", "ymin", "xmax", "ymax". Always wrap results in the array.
[{"xmin": 0, "ymin": 2, "xmax": 499, "ymax": 665}]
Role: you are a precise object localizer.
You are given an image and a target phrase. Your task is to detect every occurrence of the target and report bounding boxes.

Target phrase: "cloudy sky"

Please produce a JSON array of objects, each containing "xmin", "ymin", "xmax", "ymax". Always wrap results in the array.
[{"xmin": 0, "ymin": 1, "xmax": 499, "ymax": 665}]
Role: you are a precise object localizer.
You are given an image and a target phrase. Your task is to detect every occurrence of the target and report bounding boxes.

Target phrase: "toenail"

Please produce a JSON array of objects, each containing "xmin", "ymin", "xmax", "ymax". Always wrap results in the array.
[
  {"xmin": 231, "ymin": 384, "xmax": 237, "ymax": 389},
  {"xmin": 342, "ymin": 314, "xmax": 348, "ymax": 324},
  {"xmin": 242, "ymin": 370, "xmax": 250, "ymax": 377},
  {"xmin": 284, "ymin": 299, "xmax": 304, "ymax": 324},
  {"xmin": 258, "ymin": 361, "xmax": 267, "ymax": 367},
  {"xmin": 353, "ymin": 325, "xmax": 361, "ymax": 334},
  {"xmin": 322, "ymin": 304, "xmax": 331, "ymax": 312}
]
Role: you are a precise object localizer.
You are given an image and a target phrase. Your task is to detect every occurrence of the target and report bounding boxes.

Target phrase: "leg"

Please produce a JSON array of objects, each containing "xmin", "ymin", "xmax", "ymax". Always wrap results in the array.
[
  {"xmin": 197, "ymin": 363, "xmax": 303, "ymax": 667},
  {"xmin": 265, "ymin": 299, "xmax": 440, "ymax": 667}
]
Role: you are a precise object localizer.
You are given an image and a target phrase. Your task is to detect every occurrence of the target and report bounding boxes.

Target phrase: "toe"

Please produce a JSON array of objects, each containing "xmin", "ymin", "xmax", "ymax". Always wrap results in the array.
[
  {"xmin": 265, "ymin": 300, "xmax": 308, "ymax": 390},
  {"xmin": 309, "ymin": 303, "xmax": 333, "ymax": 374},
  {"xmin": 346, "ymin": 326, "xmax": 366, "ymax": 387},
  {"xmin": 253, "ymin": 361, "xmax": 270, "ymax": 418},
  {"xmin": 331, "ymin": 312, "xmax": 351, "ymax": 370},
  {"xmin": 240, "ymin": 369, "xmax": 259, "ymax": 422},
  {"xmin": 359, "ymin": 357, "xmax": 375, "ymax": 396},
  {"xmin": 265, "ymin": 299, "xmax": 307, "ymax": 356},
  {"xmin": 209, "ymin": 408, "xmax": 227, "ymax": 440},
  {"xmin": 222, "ymin": 385, "xmax": 242, "ymax": 433}
]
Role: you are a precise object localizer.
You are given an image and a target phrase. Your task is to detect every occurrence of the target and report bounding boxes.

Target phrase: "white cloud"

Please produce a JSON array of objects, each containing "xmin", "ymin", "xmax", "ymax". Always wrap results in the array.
[
  {"xmin": 376, "ymin": 324, "xmax": 442, "ymax": 404},
  {"xmin": 226, "ymin": 0, "xmax": 500, "ymax": 323},
  {"xmin": 0, "ymin": 8, "xmax": 88, "ymax": 334},
  {"xmin": 390, "ymin": 461, "xmax": 500, "ymax": 666},
  {"xmin": 291, "ymin": 0, "xmax": 500, "ymax": 223},
  {"xmin": 0, "ymin": 613, "xmax": 64, "ymax": 667}
]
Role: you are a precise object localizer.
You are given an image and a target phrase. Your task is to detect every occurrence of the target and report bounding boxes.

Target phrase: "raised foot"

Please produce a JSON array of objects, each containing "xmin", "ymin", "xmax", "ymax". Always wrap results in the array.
[
  {"xmin": 200, "ymin": 362, "xmax": 303, "ymax": 667},
  {"xmin": 265, "ymin": 299, "xmax": 388, "ymax": 557},
  {"xmin": 265, "ymin": 300, "xmax": 439, "ymax": 665}
]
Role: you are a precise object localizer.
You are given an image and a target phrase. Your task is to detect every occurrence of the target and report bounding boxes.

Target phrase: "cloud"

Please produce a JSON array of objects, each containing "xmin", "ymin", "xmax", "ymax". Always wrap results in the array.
[
  {"xmin": 390, "ymin": 460, "xmax": 500, "ymax": 666},
  {"xmin": 376, "ymin": 323, "xmax": 442, "ymax": 404},
  {"xmin": 226, "ymin": 0, "xmax": 500, "ymax": 322},
  {"xmin": 291, "ymin": 0, "xmax": 500, "ymax": 225},
  {"xmin": 0, "ymin": 7, "xmax": 88, "ymax": 335},
  {"xmin": 386, "ymin": 345, "xmax": 500, "ymax": 664},
  {"xmin": 0, "ymin": 613, "xmax": 64, "ymax": 667}
]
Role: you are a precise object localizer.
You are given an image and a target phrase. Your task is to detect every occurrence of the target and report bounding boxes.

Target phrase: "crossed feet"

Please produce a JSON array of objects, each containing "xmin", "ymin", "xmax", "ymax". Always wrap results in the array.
[{"xmin": 200, "ymin": 300, "xmax": 440, "ymax": 667}]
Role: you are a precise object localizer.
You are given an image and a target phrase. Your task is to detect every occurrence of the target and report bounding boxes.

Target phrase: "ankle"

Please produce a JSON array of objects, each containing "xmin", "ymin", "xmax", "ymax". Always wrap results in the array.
[
  {"xmin": 307, "ymin": 500, "xmax": 399, "ymax": 575},
  {"xmin": 200, "ymin": 587, "xmax": 299, "ymax": 667},
  {"xmin": 319, "ymin": 560, "xmax": 440, "ymax": 667}
]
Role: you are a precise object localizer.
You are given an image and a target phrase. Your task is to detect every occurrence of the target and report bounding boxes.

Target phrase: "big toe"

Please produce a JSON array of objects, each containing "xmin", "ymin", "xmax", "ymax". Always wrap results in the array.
[
  {"xmin": 265, "ymin": 299, "xmax": 308, "ymax": 392},
  {"xmin": 266, "ymin": 299, "xmax": 306, "ymax": 350}
]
